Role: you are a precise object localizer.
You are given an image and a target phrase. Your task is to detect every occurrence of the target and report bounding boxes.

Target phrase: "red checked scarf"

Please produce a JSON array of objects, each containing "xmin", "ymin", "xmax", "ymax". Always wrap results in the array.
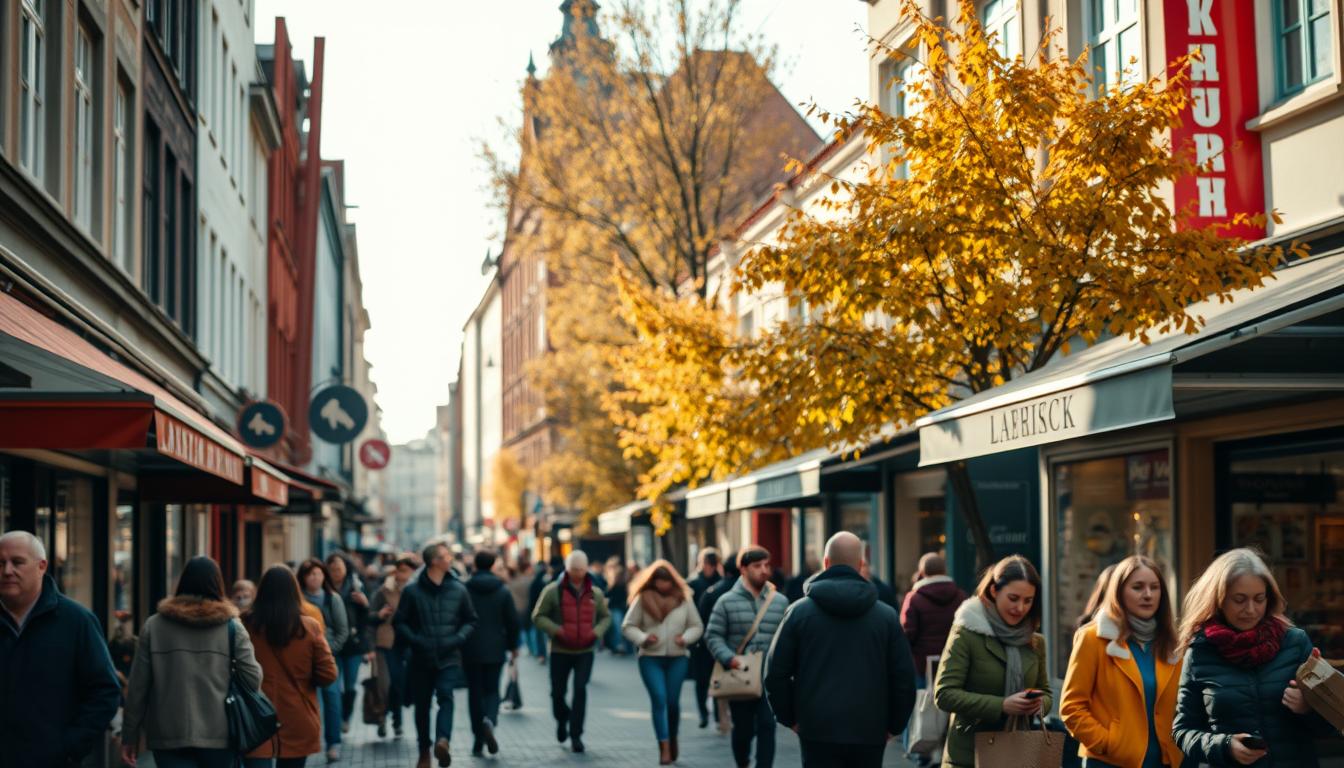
[{"xmin": 1202, "ymin": 618, "xmax": 1286, "ymax": 668}]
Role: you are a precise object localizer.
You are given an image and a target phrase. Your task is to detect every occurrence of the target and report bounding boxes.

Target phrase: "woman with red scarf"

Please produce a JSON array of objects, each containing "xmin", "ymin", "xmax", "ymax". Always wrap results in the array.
[{"xmin": 1173, "ymin": 548, "xmax": 1331, "ymax": 766}]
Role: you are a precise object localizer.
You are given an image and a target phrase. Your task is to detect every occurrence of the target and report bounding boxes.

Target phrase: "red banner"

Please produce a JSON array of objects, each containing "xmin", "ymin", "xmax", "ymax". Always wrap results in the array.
[
  {"xmin": 155, "ymin": 411, "xmax": 246, "ymax": 484},
  {"xmin": 250, "ymin": 464, "xmax": 290, "ymax": 506},
  {"xmin": 1165, "ymin": 0, "xmax": 1265, "ymax": 239}
]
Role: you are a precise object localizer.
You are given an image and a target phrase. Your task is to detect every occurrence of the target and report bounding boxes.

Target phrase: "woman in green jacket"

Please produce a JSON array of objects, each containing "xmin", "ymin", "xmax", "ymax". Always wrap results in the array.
[{"xmin": 934, "ymin": 555, "xmax": 1052, "ymax": 768}]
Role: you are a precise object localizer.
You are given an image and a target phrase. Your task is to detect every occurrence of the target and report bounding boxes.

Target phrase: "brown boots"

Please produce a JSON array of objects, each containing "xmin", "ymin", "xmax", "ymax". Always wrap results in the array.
[
  {"xmin": 416, "ymin": 746, "xmax": 431, "ymax": 768},
  {"xmin": 658, "ymin": 739, "xmax": 672, "ymax": 765},
  {"xmin": 670, "ymin": 737, "xmax": 679, "ymax": 761}
]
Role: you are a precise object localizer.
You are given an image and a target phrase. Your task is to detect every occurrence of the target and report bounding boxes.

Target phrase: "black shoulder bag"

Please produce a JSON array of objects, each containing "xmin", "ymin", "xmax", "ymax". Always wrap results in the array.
[{"xmin": 225, "ymin": 619, "xmax": 280, "ymax": 754}]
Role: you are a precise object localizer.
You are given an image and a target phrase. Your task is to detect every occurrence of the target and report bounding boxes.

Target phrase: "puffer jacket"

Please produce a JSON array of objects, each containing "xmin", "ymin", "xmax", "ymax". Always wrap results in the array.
[
  {"xmin": 394, "ymin": 569, "xmax": 478, "ymax": 669},
  {"xmin": 1173, "ymin": 624, "xmax": 1329, "ymax": 766},
  {"xmin": 901, "ymin": 575, "xmax": 966, "ymax": 671},
  {"xmin": 705, "ymin": 579, "xmax": 788, "ymax": 667},
  {"xmin": 532, "ymin": 574, "xmax": 612, "ymax": 654},
  {"xmin": 934, "ymin": 598, "xmax": 1052, "ymax": 768},
  {"xmin": 462, "ymin": 571, "xmax": 521, "ymax": 664},
  {"xmin": 622, "ymin": 593, "xmax": 703, "ymax": 657},
  {"xmin": 123, "ymin": 596, "xmax": 263, "ymax": 751}
]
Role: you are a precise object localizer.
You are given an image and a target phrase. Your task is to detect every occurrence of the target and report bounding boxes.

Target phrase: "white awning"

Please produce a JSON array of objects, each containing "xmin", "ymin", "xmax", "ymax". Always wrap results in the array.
[
  {"xmin": 685, "ymin": 481, "xmax": 732, "ymax": 519},
  {"xmin": 596, "ymin": 500, "xmax": 650, "ymax": 535},
  {"xmin": 728, "ymin": 448, "xmax": 833, "ymax": 510},
  {"xmin": 918, "ymin": 253, "xmax": 1344, "ymax": 465}
]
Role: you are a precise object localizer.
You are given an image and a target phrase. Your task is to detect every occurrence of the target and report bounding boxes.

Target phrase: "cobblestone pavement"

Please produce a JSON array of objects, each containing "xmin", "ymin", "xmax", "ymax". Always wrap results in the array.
[{"xmin": 332, "ymin": 650, "xmax": 920, "ymax": 768}]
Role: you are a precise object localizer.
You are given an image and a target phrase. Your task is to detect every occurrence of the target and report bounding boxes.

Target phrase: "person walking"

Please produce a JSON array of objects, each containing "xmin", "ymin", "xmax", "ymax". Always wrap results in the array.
[
  {"xmin": 326, "ymin": 553, "xmax": 371, "ymax": 730},
  {"xmin": 369, "ymin": 554, "xmax": 416, "ymax": 739},
  {"xmin": 623, "ymin": 559, "xmax": 704, "ymax": 765},
  {"xmin": 898, "ymin": 554, "xmax": 964, "ymax": 766},
  {"xmin": 395, "ymin": 542, "xmax": 478, "ymax": 768},
  {"xmin": 527, "ymin": 557, "xmax": 562, "ymax": 663},
  {"xmin": 242, "ymin": 565, "xmax": 339, "ymax": 768},
  {"xmin": 462, "ymin": 550, "xmax": 520, "ymax": 757},
  {"xmin": 507, "ymin": 557, "xmax": 534, "ymax": 659},
  {"xmin": 532, "ymin": 549, "xmax": 612, "ymax": 754},
  {"xmin": 604, "ymin": 556, "xmax": 633, "ymax": 654},
  {"xmin": 1173, "ymin": 548, "xmax": 1330, "ymax": 767},
  {"xmin": 687, "ymin": 548, "xmax": 722, "ymax": 728},
  {"xmin": 784, "ymin": 553, "xmax": 818, "ymax": 604},
  {"xmin": 298, "ymin": 559, "xmax": 349, "ymax": 762},
  {"xmin": 122, "ymin": 556, "xmax": 264, "ymax": 768},
  {"xmin": 0, "ymin": 531, "xmax": 120, "ymax": 768},
  {"xmin": 233, "ymin": 579, "xmax": 257, "ymax": 611},
  {"xmin": 1060, "ymin": 555, "xmax": 1183, "ymax": 768},
  {"xmin": 934, "ymin": 555, "xmax": 1052, "ymax": 768},
  {"xmin": 765, "ymin": 532, "xmax": 917, "ymax": 768},
  {"xmin": 705, "ymin": 546, "xmax": 789, "ymax": 768},
  {"xmin": 699, "ymin": 549, "xmax": 739, "ymax": 735}
]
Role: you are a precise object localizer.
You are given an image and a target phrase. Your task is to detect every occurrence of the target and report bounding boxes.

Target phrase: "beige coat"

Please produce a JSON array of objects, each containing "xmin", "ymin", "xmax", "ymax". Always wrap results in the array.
[{"xmin": 621, "ymin": 596, "xmax": 704, "ymax": 657}]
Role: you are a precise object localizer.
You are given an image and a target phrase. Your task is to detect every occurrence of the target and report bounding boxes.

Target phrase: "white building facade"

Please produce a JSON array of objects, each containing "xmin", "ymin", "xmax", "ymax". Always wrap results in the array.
[{"xmin": 457, "ymin": 272, "xmax": 503, "ymax": 542}]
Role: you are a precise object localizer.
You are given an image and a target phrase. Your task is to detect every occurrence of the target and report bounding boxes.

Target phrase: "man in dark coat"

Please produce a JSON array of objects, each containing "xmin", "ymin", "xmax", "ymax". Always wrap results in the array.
[
  {"xmin": 462, "ymin": 550, "xmax": 520, "ymax": 757},
  {"xmin": 698, "ymin": 550, "xmax": 739, "ymax": 734},
  {"xmin": 686, "ymin": 548, "xmax": 722, "ymax": 727},
  {"xmin": 0, "ymin": 531, "xmax": 121, "ymax": 768},
  {"xmin": 899, "ymin": 553, "xmax": 965, "ymax": 678},
  {"xmin": 395, "ymin": 542, "xmax": 479, "ymax": 768},
  {"xmin": 765, "ymin": 532, "xmax": 917, "ymax": 768}
]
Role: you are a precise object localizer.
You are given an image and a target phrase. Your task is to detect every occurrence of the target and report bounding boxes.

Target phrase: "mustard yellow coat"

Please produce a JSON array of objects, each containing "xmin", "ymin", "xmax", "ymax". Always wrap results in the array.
[{"xmin": 1060, "ymin": 613, "xmax": 1184, "ymax": 768}]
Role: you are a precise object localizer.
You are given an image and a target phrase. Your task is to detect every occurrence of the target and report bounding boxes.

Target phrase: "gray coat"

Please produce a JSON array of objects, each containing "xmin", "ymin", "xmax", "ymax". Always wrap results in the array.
[
  {"xmin": 706, "ymin": 580, "xmax": 788, "ymax": 667},
  {"xmin": 304, "ymin": 589, "xmax": 349, "ymax": 655},
  {"xmin": 123, "ymin": 596, "xmax": 263, "ymax": 751}
]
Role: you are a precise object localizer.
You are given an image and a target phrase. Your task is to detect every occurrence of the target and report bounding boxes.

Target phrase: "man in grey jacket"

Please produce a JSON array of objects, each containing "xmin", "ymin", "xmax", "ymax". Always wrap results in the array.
[{"xmin": 705, "ymin": 546, "xmax": 788, "ymax": 768}]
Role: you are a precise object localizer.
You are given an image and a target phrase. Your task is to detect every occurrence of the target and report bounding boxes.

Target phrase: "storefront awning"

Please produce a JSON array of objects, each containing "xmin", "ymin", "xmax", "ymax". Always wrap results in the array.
[
  {"xmin": 918, "ymin": 253, "xmax": 1344, "ymax": 466},
  {"xmin": 139, "ymin": 455, "xmax": 291, "ymax": 506},
  {"xmin": 597, "ymin": 500, "xmax": 650, "ymax": 535},
  {"xmin": 684, "ymin": 481, "xmax": 731, "ymax": 519},
  {"xmin": 728, "ymin": 448, "xmax": 832, "ymax": 510},
  {"xmin": 0, "ymin": 290, "xmax": 246, "ymax": 483},
  {"xmin": 269, "ymin": 461, "xmax": 345, "ymax": 509}
]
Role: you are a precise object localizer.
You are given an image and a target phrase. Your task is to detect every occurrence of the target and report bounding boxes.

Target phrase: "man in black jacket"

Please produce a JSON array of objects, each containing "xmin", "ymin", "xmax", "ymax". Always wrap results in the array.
[
  {"xmin": 462, "ymin": 550, "xmax": 520, "ymax": 758},
  {"xmin": 0, "ymin": 531, "xmax": 120, "ymax": 768},
  {"xmin": 395, "ymin": 542, "xmax": 479, "ymax": 768},
  {"xmin": 686, "ymin": 548, "xmax": 722, "ymax": 728},
  {"xmin": 764, "ymin": 532, "xmax": 916, "ymax": 768}
]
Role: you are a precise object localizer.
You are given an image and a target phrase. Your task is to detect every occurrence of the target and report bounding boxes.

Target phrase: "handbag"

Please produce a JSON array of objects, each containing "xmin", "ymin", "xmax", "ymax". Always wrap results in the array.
[
  {"xmin": 709, "ymin": 583, "xmax": 775, "ymax": 701},
  {"xmin": 504, "ymin": 658, "xmax": 524, "ymax": 710},
  {"xmin": 908, "ymin": 656, "xmax": 949, "ymax": 754},
  {"xmin": 974, "ymin": 715, "xmax": 1064, "ymax": 768},
  {"xmin": 225, "ymin": 620, "xmax": 281, "ymax": 754}
]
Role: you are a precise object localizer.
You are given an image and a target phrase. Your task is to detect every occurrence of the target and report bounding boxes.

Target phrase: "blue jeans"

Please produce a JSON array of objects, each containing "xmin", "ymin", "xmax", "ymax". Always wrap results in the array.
[
  {"xmin": 638, "ymin": 655, "xmax": 689, "ymax": 741},
  {"xmin": 319, "ymin": 680, "xmax": 342, "ymax": 747},
  {"xmin": 607, "ymin": 608, "xmax": 634, "ymax": 653},
  {"xmin": 379, "ymin": 646, "xmax": 410, "ymax": 726},
  {"xmin": 338, "ymin": 653, "xmax": 362, "ymax": 721},
  {"xmin": 412, "ymin": 662, "xmax": 460, "ymax": 749},
  {"xmin": 527, "ymin": 626, "xmax": 549, "ymax": 659},
  {"xmin": 153, "ymin": 748, "xmax": 237, "ymax": 768}
]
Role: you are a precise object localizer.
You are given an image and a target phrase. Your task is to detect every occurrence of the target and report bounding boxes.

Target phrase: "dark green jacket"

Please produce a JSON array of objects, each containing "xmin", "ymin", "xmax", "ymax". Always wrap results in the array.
[
  {"xmin": 1173, "ymin": 625, "xmax": 1328, "ymax": 766},
  {"xmin": 933, "ymin": 598, "xmax": 1052, "ymax": 768}
]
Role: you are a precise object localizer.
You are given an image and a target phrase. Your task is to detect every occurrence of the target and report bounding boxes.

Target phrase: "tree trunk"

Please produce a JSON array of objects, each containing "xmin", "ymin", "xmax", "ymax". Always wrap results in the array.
[{"xmin": 948, "ymin": 460, "xmax": 996, "ymax": 574}]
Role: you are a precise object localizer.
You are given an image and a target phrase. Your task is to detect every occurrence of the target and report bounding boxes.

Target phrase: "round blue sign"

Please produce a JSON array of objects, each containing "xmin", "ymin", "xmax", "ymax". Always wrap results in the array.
[
  {"xmin": 308, "ymin": 385, "xmax": 368, "ymax": 444},
  {"xmin": 237, "ymin": 401, "xmax": 286, "ymax": 449}
]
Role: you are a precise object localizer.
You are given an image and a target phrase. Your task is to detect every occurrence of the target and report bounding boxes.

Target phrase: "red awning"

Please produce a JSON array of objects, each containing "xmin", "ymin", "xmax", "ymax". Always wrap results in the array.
[{"xmin": 0, "ymin": 290, "xmax": 246, "ymax": 484}]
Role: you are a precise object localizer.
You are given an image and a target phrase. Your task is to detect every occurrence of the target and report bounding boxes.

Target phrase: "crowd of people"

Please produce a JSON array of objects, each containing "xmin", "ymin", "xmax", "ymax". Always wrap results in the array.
[{"xmin": 2, "ymin": 524, "xmax": 1342, "ymax": 768}]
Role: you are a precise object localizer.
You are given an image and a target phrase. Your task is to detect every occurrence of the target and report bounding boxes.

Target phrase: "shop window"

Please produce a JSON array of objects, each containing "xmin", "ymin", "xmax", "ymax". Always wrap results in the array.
[
  {"xmin": 838, "ymin": 494, "xmax": 875, "ymax": 556},
  {"xmin": 1052, "ymin": 448, "xmax": 1173, "ymax": 674},
  {"xmin": 1221, "ymin": 432, "xmax": 1344, "ymax": 658},
  {"xmin": 35, "ymin": 475, "xmax": 95, "ymax": 608},
  {"xmin": 802, "ymin": 507, "xmax": 825, "ymax": 568},
  {"xmin": 112, "ymin": 501, "xmax": 134, "ymax": 616},
  {"xmin": 1276, "ymin": 0, "xmax": 1334, "ymax": 96},
  {"xmin": 919, "ymin": 496, "xmax": 948, "ymax": 560}
]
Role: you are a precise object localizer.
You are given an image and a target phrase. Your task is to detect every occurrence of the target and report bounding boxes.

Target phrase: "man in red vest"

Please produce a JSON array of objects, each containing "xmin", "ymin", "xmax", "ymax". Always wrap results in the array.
[{"xmin": 531, "ymin": 549, "xmax": 612, "ymax": 754}]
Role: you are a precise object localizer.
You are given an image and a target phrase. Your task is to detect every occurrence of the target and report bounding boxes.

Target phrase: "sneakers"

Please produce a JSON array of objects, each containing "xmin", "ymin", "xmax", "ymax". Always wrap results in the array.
[
  {"xmin": 571, "ymin": 735, "xmax": 585, "ymax": 753},
  {"xmin": 433, "ymin": 737, "xmax": 452, "ymax": 767},
  {"xmin": 481, "ymin": 719, "xmax": 499, "ymax": 755}
]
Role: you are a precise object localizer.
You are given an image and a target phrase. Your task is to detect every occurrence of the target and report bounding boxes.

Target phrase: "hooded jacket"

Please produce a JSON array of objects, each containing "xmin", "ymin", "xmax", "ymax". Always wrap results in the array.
[
  {"xmin": 462, "ymin": 571, "xmax": 521, "ymax": 665},
  {"xmin": 0, "ymin": 575, "xmax": 121, "ymax": 768},
  {"xmin": 764, "ymin": 565, "xmax": 917, "ymax": 745},
  {"xmin": 934, "ymin": 598, "xmax": 1052, "ymax": 768},
  {"xmin": 123, "ymin": 596, "xmax": 264, "ymax": 751},
  {"xmin": 901, "ymin": 575, "xmax": 967, "ymax": 672},
  {"xmin": 394, "ymin": 568, "xmax": 478, "ymax": 669}
]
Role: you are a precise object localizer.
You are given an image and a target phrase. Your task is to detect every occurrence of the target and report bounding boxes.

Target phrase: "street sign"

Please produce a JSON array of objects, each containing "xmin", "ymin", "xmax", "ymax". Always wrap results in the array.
[
  {"xmin": 359, "ymin": 438, "xmax": 391, "ymax": 470},
  {"xmin": 308, "ymin": 385, "xmax": 368, "ymax": 444},
  {"xmin": 236, "ymin": 400, "xmax": 286, "ymax": 449}
]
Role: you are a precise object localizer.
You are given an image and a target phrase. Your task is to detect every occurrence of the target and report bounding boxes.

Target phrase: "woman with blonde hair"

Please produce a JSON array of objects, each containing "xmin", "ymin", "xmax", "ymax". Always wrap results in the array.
[
  {"xmin": 1173, "ymin": 548, "xmax": 1328, "ymax": 766},
  {"xmin": 934, "ymin": 555, "xmax": 1052, "ymax": 768},
  {"xmin": 622, "ymin": 559, "xmax": 704, "ymax": 765},
  {"xmin": 1061, "ymin": 555, "xmax": 1183, "ymax": 767}
]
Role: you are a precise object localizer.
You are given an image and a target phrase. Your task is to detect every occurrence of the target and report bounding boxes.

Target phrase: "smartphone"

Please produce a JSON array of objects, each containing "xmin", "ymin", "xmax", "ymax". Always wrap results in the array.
[
  {"xmin": 1023, "ymin": 690, "xmax": 1045, "ymax": 700},
  {"xmin": 1242, "ymin": 736, "xmax": 1268, "ymax": 750}
]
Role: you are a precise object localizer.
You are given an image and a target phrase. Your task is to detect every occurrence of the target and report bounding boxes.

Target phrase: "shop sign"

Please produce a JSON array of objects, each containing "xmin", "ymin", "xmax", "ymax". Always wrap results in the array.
[
  {"xmin": 1229, "ymin": 473, "xmax": 1336, "ymax": 503},
  {"xmin": 308, "ymin": 385, "xmax": 368, "ymax": 444},
  {"xmin": 250, "ymin": 465, "xmax": 289, "ymax": 506},
  {"xmin": 154, "ymin": 412, "xmax": 245, "ymax": 484},
  {"xmin": 1164, "ymin": 0, "xmax": 1265, "ymax": 238},
  {"xmin": 237, "ymin": 401, "xmax": 286, "ymax": 449}
]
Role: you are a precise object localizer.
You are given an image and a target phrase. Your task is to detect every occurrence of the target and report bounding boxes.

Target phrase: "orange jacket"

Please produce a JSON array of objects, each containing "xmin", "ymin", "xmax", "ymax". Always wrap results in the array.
[{"xmin": 1060, "ymin": 613, "xmax": 1184, "ymax": 768}]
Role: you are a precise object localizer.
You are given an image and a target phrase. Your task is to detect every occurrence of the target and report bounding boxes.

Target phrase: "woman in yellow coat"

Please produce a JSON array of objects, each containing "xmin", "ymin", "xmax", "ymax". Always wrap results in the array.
[{"xmin": 1061, "ymin": 555, "xmax": 1183, "ymax": 768}]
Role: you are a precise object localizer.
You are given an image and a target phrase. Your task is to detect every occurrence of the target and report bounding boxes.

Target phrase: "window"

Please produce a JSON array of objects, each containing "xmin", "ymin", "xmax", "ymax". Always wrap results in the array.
[
  {"xmin": 164, "ymin": 154, "xmax": 178, "ymax": 319},
  {"xmin": 143, "ymin": 121, "xmax": 161, "ymax": 302},
  {"xmin": 209, "ymin": 10, "xmax": 218, "ymax": 128},
  {"xmin": 1089, "ymin": 0, "xmax": 1141, "ymax": 89},
  {"xmin": 113, "ymin": 83, "xmax": 133, "ymax": 273},
  {"xmin": 220, "ymin": 38, "xmax": 229, "ymax": 157},
  {"xmin": 981, "ymin": 0, "xmax": 1020, "ymax": 60},
  {"xmin": 74, "ymin": 27, "xmax": 96, "ymax": 232},
  {"xmin": 879, "ymin": 54, "xmax": 916, "ymax": 118},
  {"xmin": 19, "ymin": 0, "xmax": 46, "ymax": 179},
  {"xmin": 1277, "ymin": 0, "xmax": 1334, "ymax": 95}
]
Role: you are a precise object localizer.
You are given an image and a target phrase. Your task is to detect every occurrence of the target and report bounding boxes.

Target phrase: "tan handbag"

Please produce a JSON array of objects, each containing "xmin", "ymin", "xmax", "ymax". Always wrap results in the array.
[
  {"xmin": 709, "ymin": 584, "xmax": 775, "ymax": 701},
  {"xmin": 974, "ymin": 715, "xmax": 1064, "ymax": 768}
]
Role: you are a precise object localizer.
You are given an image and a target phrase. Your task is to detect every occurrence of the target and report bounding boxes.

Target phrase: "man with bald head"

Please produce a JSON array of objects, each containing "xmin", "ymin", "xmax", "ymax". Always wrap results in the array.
[
  {"xmin": 764, "ymin": 532, "xmax": 917, "ymax": 767},
  {"xmin": 0, "ymin": 531, "xmax": 121, "ymax": 768},
  {"xmin": 531, "ymin": 549, "xmax": 611, "ymax": 753}
]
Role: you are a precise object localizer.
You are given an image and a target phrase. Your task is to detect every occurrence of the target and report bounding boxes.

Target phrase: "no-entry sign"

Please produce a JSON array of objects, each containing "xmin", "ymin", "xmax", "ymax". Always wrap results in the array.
[{"xmin": 359, "ymin": 439, "xmax": 391, "ymax": 470}]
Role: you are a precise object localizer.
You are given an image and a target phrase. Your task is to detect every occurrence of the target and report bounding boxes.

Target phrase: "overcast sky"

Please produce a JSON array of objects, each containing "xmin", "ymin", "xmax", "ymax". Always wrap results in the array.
[{"xmin": 254, "ymin": 1, "xmax": 871, "ymax": 444}]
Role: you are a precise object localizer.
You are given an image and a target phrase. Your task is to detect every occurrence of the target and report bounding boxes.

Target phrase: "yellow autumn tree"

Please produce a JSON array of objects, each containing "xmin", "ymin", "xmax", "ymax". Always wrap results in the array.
[
  {"xmin": 612, "ymin": 0, "xmax": 1300, "ymax": 560},
  {"xmin": 488, "ymin": 448, "xmax": 530, "ymax": 530},
  {"xmin": 485, "ymin": 0, "xmax": 818, "ymax": 532}
]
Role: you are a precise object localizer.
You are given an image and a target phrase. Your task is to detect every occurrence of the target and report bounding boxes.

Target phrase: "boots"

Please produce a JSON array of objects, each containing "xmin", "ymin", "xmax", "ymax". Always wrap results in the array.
[
  {"xmin": 670, "ymin": 736, "xmax": 679, "ymax": 762},
  {"xmin": 658, "ymin": 740, "xmax": 672, "ymax": 765},
  {"xmin": 416, "ymin": 746, "xmax": 431, "ymax": 768}
]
